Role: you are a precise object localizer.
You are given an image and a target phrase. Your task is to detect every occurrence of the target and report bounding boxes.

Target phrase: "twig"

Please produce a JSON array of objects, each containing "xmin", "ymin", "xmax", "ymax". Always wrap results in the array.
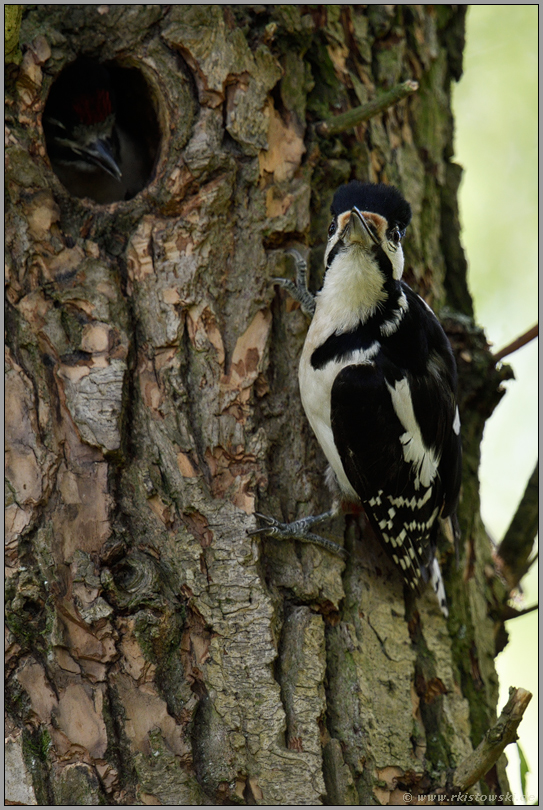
[
  {"xmin": 497, "ymin": 462, "xmax": 538, "ymax": 589},
  {"xmin": 452, "ymin": 687, "xmax": 532, "ymax": 793},
  {"xmin": 501, "ymin": 603, "xmax": 538, "ymax": 621},
  {"xmin": 525, "ymin": 551, "xmax": 538, "ymax": 571},
  {"xmin": 315, "ymin": 80, "xmax": 419, "ymax": 137},
  {"xmin": 493, "ymin": 324, "xmax": 538, "ymax": 362}
]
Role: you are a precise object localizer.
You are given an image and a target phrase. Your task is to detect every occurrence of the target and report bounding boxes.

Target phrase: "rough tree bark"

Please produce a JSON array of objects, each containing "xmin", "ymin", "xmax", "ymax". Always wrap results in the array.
[{"xmin": 5, "ymin": 5, "xmax": 530, "ymax": 806}]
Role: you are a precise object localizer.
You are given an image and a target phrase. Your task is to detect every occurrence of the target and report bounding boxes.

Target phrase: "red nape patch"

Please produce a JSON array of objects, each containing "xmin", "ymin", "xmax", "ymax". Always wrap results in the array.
[{"xmin": 72, "ymin": 89, "xmax": 112, "ymax": 125}]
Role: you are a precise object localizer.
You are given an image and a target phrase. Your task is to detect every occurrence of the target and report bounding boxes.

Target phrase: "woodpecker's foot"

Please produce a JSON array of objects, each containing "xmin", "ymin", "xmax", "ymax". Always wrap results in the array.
[
  {"xmin": 273, "ymin": 248, "xmax": 316, "ymax": 317},
  {"xmin": 248, "ymin": 510, "xmax": 348, "ymax": 559}
]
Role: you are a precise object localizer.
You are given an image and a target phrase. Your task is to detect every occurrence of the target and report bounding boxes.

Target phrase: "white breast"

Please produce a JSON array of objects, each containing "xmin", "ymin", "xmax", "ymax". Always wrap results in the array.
[
  {"xmin": 298, "ymin": 313, "xmax": 379, "ymax": 501},
  {"xmin": 298, "ymin": 248, "xmax": 386, "ymax": 501}
]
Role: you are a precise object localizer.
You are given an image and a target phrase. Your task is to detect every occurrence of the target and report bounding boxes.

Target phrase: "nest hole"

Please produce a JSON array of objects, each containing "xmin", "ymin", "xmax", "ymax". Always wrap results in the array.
[{"xmin": 44, "ymin": 57, "xmax": 161, "ymax": 204}]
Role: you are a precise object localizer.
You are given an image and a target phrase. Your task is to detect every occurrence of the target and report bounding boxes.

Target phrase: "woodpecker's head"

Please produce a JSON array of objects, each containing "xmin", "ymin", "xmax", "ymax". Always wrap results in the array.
[
  {"xmin": 44, "ymin": 59, "xmax": 122, "ymax": 182},
  {"xmin": 325, "ymin": 181, "xmax": 412, "ymax": 282}
]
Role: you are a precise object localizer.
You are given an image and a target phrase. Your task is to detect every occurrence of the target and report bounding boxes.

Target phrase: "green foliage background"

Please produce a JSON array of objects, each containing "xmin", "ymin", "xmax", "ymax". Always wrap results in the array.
[{"xmin": 454, "ymin": 5, "xmax": 538, "ymax": 802}]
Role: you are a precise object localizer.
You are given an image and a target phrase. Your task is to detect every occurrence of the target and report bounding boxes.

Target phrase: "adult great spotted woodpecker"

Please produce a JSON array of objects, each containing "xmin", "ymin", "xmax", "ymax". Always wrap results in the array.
[
  {"xmin": 251, "ymin": 181, "xmax": 462, "ymax": 616},
  {"xmin": 43, "ymin": 58, "xmax": 147, "ymax": 203}
]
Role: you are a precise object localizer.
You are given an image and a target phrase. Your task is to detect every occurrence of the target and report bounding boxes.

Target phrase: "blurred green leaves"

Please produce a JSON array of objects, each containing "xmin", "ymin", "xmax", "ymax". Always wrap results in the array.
[{"xmin": 454, "ymin": 5, "xmax": 537, "ymax": 346}]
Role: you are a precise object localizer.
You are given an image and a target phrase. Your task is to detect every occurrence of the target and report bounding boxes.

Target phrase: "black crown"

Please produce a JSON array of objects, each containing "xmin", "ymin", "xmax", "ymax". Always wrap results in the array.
[{"xmin": 331, "ymin": 181, "xmax": 412, "ymax": 233}]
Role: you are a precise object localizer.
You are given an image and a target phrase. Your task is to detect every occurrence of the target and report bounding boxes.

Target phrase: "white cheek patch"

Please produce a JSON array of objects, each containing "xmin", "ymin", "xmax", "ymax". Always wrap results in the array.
[
  {"xmin": 384, "ymin": 242, "xmax": 404, "ymax": 280},
  {"xmin": 386, "ymin": 377, "xmax": 439, "ymax": 489}
]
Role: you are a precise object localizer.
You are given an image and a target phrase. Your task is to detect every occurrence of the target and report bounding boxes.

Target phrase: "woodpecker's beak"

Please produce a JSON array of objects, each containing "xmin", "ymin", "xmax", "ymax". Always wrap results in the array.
[
  {"xmin": 344, "ymin": 208, "xmax": 379, "ymax": 248},
  {"xmin": 84, "ymin": 139, "xmax": 122, "ymax": 182}
]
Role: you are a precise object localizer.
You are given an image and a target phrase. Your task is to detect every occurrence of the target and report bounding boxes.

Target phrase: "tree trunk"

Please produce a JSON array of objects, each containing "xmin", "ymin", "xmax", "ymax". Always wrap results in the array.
[{"xmin": 5, "ymin": 5, "xmax": 523, "ymax": 805}]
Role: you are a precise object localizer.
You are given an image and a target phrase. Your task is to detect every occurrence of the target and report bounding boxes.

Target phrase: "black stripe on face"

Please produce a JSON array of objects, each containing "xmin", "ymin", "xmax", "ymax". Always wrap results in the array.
[{"xmin": 325, "ymin": 237, "xmax": 343, "ymax": 270}]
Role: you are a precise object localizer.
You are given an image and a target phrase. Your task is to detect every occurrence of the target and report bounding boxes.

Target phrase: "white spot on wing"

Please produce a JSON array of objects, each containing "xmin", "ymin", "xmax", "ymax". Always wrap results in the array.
[
  {"xmin": 386, "ymin": 489, "xmax": 433, "ymax": 510},
  {"xmin": 386, "ymin": 377, "xmax": 439, "ymax": 488}
]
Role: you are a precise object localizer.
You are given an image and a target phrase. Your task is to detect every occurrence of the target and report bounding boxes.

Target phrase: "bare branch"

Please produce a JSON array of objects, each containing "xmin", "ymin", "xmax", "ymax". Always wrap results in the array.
[
  {"xmin": 493, "ymin": 324, "xmax": 538, "ymax": 362},
  {"xmin": 525, "ymin": 551, "xmax": 538, "ymax": 571},
  {"xmin": 315, "ymin": 80, "xmax": 419, "ymax": 137},
  {"xmin": 452, "ymin": 687, "xmax": 532, "ymax": 793},
  {"xmin": 497, "ymin": 462, "xmax": 538, "ymax": 589},
  {"xmin": 501, "ymin": 603, "xmax": 538, "ymax": 621}
]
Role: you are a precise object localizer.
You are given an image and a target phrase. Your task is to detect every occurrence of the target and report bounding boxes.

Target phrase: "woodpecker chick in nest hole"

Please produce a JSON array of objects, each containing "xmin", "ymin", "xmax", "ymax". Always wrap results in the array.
[{"xmin": 44, "ymin": 58, "xmax": 149, "ymax": 204}]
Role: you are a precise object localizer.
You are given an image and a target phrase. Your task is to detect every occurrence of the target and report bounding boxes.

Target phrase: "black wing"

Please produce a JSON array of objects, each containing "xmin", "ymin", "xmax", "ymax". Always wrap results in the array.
[{"xmin": 330, "ymin": 290, "xmax": 461, "ymax": 589}]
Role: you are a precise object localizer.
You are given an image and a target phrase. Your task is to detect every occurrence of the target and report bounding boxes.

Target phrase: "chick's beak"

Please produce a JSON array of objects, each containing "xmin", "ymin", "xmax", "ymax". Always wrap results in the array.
[
  {"xmin": 343, "ymin": 208, "xmax": 378, "ymax": 248},
  {"xmin": 85, "ymin": 138, "xmax": 122, "ymax": 182}
]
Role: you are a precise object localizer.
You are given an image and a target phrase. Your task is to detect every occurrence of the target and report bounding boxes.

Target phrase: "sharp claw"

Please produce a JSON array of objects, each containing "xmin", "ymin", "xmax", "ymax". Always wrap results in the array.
[
  {"xmin": 247, "ymin": 513, "xmax": 281, "ymax": 536},
  {"xmin": 248, "ymin": 511, "xmax": 347, "ymax": 559},
  {"xmin": 254, "ymin": 512, "xmax": 277, "ymax": 525},
  {"xmin": 247, "ymin": 527, "xmax": 268, "ymax": 537}
]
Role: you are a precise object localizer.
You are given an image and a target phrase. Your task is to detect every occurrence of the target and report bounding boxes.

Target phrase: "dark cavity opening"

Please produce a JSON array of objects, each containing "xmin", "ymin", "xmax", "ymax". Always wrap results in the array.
[{"xmin": 44, "ymin": 57, "xmax": 161, "ymax": 204}]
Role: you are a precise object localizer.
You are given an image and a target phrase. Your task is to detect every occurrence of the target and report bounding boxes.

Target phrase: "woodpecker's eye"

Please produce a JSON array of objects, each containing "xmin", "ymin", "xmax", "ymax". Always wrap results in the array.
[
  {"xmin": 328, "ymin": 220, "xmax": 337, "ymax": 238},
  {"xmin": 390, "ymin": 228, "xmax": 401, "ymax": 246}
]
